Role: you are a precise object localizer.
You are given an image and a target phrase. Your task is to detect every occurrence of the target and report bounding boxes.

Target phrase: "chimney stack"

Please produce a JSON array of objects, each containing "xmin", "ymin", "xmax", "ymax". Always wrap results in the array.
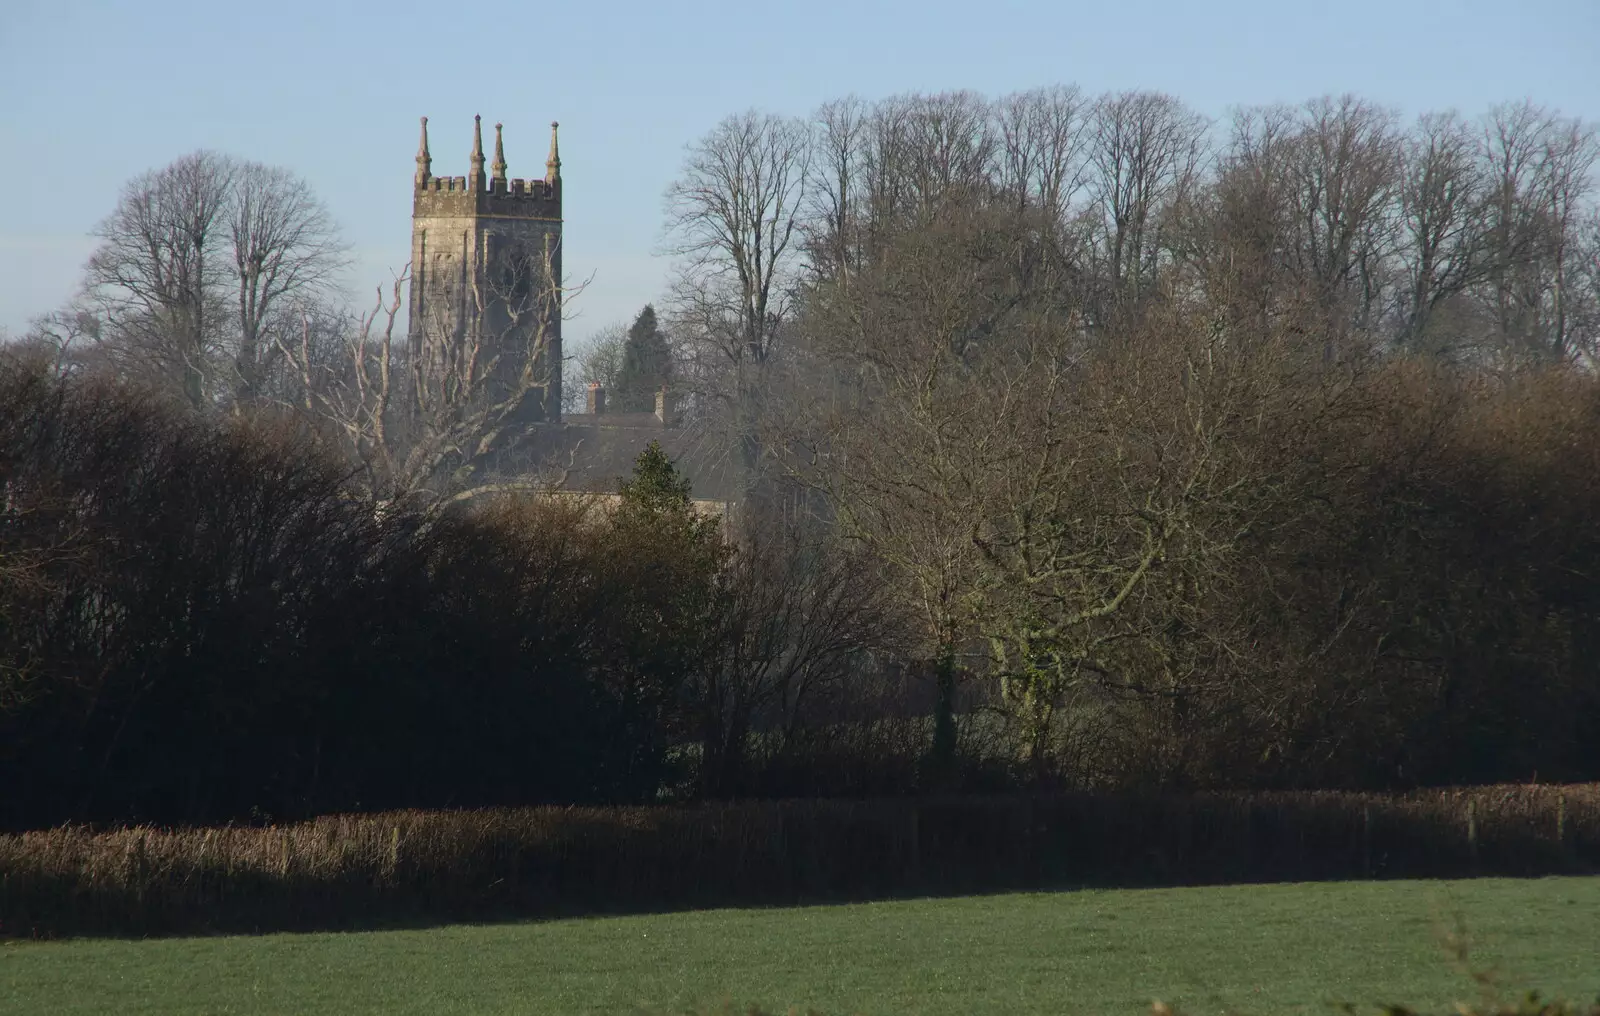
[
  {"xmin": 655, "ymin": 386, "xmax": 672, "ymax": 426},
  {"xmin": 587, "ymin": 382, "xmax": 606, "ymax": 415}
]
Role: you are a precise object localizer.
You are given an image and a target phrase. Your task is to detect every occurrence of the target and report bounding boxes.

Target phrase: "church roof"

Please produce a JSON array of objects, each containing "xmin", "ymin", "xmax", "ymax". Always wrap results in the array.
[{"xmin": 517, "ymin": 415, "xmax": 739, "ymax": 504}]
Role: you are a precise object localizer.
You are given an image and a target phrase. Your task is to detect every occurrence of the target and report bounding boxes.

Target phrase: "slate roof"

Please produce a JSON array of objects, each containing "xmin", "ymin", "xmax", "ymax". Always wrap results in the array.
[{"xmin": 511, "ymin": 413, "xmax": 740, "ymax": 504}]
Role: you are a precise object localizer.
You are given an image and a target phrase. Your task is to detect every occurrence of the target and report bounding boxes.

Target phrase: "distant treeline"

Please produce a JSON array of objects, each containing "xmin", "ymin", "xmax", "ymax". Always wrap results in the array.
[
  {"xmin": 680, "ymin": 89, "xmax": 1600, "ymax": 792},
  {"xmin": 7, "ymin": 343, "xmax": 1600, "ymax": 827}
]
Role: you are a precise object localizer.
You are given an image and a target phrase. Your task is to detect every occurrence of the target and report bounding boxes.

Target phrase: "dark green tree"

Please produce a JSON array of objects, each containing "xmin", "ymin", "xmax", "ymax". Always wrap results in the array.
[
  {"xmin": 614, "ymin": 305, "xmax": 673, "ymax": 412},
  {"xmin": 611, "ymin": 440, "xmax": 724, "ymax": 627},
  {"xmin": 602, "ymin": 441, "xmax": 725, "ymax": 795}
]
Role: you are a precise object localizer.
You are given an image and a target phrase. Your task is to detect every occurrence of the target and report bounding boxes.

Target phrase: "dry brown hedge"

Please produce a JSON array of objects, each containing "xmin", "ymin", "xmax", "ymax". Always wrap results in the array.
[{"xmin": 3, "ymin": 783, "xmax": 1596, "ymax": 939}]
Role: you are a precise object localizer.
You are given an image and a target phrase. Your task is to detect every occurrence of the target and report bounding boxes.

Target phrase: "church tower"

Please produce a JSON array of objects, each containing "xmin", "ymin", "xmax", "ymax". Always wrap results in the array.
[{"xmin": 409, "ymin": 115, "xmax": 563, "ymax": 420}]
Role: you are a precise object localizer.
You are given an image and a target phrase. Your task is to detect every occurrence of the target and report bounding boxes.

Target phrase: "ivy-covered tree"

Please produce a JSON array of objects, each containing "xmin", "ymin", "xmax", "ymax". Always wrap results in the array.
[{"xmin": 613, "ymin": 305, "xmax": 674, "ymax": 412}]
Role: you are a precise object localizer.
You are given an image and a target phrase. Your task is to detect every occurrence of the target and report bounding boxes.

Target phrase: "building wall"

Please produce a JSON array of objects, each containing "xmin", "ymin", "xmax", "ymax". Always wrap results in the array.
[{"xmin": 408, "ymin": 128, "xmax": 563, "ymax": 421}]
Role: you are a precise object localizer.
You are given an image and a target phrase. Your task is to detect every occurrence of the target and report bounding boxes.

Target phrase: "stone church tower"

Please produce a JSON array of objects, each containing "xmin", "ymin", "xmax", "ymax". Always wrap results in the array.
[{"xmin": 409, "ymin": 115, "xmax": 563, "ymax": 420}]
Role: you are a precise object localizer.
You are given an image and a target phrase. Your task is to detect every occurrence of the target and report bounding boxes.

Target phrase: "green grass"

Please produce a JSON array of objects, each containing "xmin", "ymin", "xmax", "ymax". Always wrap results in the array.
[{"xmin": 3, "ymin": 878, "xmax": 1597, "ymax": 1016}]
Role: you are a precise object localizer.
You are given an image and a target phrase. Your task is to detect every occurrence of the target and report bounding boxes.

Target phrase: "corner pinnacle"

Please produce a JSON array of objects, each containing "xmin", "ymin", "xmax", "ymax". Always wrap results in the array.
[
  {"xmin": 546, "ymin": 121, "xmax": 561, "ymax": 183},
  {"xmin": 415, "ymin": 116, "xmax": 432, "ymax": 186},
  {"xmin": 491, "ymin": 122, "xmax": 508, "ymax": 184},
  {"xmin": 469, "ymin": 114, "xmax": 486, "ymax": 189}
]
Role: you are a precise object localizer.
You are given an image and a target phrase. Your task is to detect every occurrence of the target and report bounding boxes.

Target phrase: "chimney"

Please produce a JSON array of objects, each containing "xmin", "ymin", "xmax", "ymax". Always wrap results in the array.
[
  {"xmin": 655, "ymin": 386, "xmax": 672, "ymax": 426},
  {"xmin": 587, "ymin": 382, "xmax": 605, "ymax": 415}
]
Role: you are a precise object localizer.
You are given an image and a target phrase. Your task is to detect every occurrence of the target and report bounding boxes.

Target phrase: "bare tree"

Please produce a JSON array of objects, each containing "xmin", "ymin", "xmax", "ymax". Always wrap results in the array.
[
  {"xmin": 1281, "ymin": 96, "xmax": 1401, "ymax": 333},
  {"xmin": 989, "ymin": 86, "xmax": 1097, "ymax": 316},
  {"xmin": 859, "ymin": 96, "xmax": 917, "ymax": 256},
  {"xmin": 1188, "ymin": 98, "xmax": 1400, "ymax": 347},
  {"xmin": 806, "ymin": 95, "xmax": 871, "ymax": 283},
  {"xmin": 277, "ymin": 236, "xmax": 570, "ymax": 506},
  {"xmin": 86, "ymin": 151, "xmax": 236, "ymax": 409},
  {"xmin": 993, "ymin": 85, "xmax": 1091, "ymax": 240},
  {"xmin": 564, "ymin": 320, "xmax": 627, "ymax": 413},
  {"xmin": 1471, "ymin": 102, "xmax": 1600, "ymax": 361},
  {"xmin": 228, "ymin": 162, "xmax": 346, "ymax": 403},
  {"xmin": 1479, "ymin": 101, "xmax": 1558, "ymax": 356},
  {"xmin": 809, "ymin": 91, "xmax": 1044, "ymax": 284},
  {"xmin": 1084, "ymin": 91, "xmax": 1209, "ymax": 320},
  {"xmin": 1175, "ymin": 104, "xmax": 1298, "ymax": 325},
  {"xmin": 1575, "ymin": 207, "xmax": 1600, "ymax": 358},
  {"xmin": 1536, "ymin": 117, "xmax": 1600, "ymax": 359},
  {"xmin": 11, "ymin": 306, "xmax": 104, "ymax": 377},
  {"xmin": 863, "ymin": 93, "xmax": 1005, "ymax": 246},
  {"xmin": 664, "ymin": 111, "xmax": 811, "ymax": 490},
  {"xmin": 689, "ymin": 523, "xmax": 900, "ymax": 796},
  {"xmin": 82, "ymin": 151, "xmax": 345, "ymax": 411},
  {"xmin": 1394, "ymin": 111, "xmax": 1490, "ymax": 350},
  {"xmin": 897, "ymin": 91, "xmax": 998, "ymax": 215},
  {"xmin": 665, "ymin": 111, "xmax": 811, "ymax": 368},
  {"xmin": 787, "ymin": 198, "xmax": 1049, "ymax": 780}
]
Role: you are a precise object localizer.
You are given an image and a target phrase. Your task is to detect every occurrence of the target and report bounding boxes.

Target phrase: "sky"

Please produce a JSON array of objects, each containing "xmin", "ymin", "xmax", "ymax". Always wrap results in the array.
[{"xmin": 1, "ymin": 0, "xmax": 1597, "ymax": 346}]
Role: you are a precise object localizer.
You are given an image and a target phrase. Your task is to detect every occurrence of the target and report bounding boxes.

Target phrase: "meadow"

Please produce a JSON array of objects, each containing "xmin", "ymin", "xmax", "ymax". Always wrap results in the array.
[{"xmin": 4, "ymin": 877, "xmax": 1598, "ymax": 1016}]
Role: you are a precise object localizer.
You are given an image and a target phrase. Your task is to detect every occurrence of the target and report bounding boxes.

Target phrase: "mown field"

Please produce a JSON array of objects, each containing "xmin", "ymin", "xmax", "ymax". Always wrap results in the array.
[{"xmin": 4, "ymin": 877, "xmax": 1597, "ymax": 1016}]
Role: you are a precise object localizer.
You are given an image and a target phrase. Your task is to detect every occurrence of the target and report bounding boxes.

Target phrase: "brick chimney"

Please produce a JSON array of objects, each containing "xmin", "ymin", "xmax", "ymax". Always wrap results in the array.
[
  {"xmin": 655, "ymin": 386, "xmax": 672, "ymax": 426},
  {"xmin": 587, "ymin": 382, "xmax": 605, "ymax": 415}
]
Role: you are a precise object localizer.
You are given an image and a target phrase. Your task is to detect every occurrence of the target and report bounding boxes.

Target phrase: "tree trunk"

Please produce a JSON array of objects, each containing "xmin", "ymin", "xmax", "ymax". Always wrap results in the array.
[{"xmin": 929, "ymin": 645, "xmax": 958, "ymax": 787}]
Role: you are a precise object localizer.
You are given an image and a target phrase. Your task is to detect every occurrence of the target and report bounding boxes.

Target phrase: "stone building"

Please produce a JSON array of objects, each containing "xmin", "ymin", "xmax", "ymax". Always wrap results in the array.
[
  {"xmin": 410, "ymin": 115, "xmax": 563, "ymax": 421},
  {"xmin": 410, "ymin": 116, "xmax": 734, "ymax": 512}
]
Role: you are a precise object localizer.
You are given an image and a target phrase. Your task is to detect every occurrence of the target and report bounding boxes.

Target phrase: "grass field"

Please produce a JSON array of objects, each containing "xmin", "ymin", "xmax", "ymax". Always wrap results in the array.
[{"xmin": 3, "ymin": 877, "xmax": 1597, "ymax": 1016}]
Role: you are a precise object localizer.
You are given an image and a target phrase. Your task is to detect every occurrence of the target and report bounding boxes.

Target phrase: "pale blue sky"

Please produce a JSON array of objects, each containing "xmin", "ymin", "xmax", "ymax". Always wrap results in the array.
[{"xmin": 2, "ymin": 0, "xmax": 1596, "ymax": 343}]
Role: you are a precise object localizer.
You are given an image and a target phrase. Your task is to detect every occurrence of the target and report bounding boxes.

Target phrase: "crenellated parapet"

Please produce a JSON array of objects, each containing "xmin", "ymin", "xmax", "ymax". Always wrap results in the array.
[{"xmin": 412, "ymin": 116, "xmax": 561, "ymax": 219}]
